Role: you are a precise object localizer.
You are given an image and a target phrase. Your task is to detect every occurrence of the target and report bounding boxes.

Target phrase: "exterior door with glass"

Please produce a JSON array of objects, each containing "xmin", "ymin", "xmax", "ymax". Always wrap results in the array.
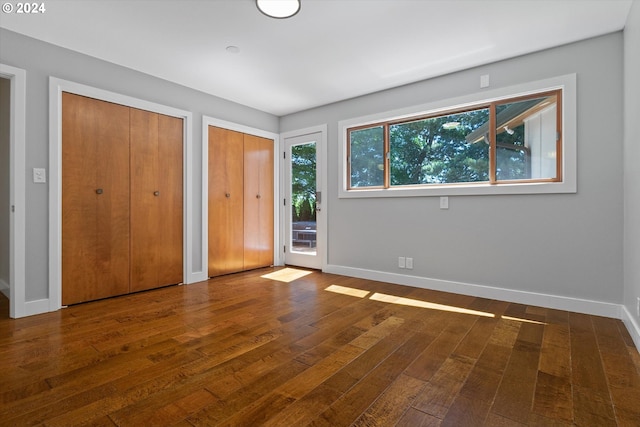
[{"xmin": 284, "ymin": 132, "xmax": 322, "ymax": 269}]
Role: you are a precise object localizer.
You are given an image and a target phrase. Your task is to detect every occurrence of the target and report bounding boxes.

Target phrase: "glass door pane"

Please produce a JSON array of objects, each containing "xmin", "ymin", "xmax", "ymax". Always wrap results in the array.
[{"xmin": 290, "ymin": 141, "xmax": 316, "ymax": 255}]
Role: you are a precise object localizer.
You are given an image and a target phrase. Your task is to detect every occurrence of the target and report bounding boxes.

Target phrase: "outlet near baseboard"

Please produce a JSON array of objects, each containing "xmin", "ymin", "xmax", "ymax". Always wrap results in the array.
[{"xmin": 398, "ymin": 256, "xmax": 413, "ymax": 270}]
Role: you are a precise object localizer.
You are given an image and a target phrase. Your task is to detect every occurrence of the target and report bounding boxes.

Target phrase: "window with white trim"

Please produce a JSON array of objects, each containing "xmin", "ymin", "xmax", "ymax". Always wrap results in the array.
[
  {"xmin": 347, "ymin": 90, "xmax": 561, "ymax": 190},
  {"xmin": 340, "ymin": 75, "xmax": 575, "ymax": 198}
]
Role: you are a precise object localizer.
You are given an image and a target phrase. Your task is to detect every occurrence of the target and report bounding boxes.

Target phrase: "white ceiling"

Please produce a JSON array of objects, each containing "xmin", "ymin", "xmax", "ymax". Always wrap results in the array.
[{"xmin": 0, "ymin": 0, "xmax": 633, "ymax": 116}]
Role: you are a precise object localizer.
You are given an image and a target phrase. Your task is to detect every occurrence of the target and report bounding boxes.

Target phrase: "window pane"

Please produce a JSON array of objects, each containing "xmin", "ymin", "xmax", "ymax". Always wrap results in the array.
[
  {"xmin": 495, "ymin": 95, "xmax": 557, "ymax": 180},
  {"xmin": 349, "ymin": 126, "xmax": 384, "ymax": 187},
  {"xmin": 390, "ymin": 109, "xmax": 490, "ymax": 185}
]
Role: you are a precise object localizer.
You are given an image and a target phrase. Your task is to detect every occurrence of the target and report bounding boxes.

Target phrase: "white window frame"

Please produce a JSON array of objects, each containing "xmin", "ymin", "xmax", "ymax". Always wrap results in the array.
[{"xmin": 338, "ymin": 74, "xmax": 576, "ymax": 198}]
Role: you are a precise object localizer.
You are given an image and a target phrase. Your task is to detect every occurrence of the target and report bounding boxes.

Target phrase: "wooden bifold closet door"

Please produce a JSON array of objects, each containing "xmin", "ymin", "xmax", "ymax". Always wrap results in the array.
[
  {"xmin": 62, "ymin": 93, "xmax": 131, "ymax": 305},
  {"xmin": 243, "ymin": 134, "xmax": 274, "ymax": 271},
  {"xmin": 62, "ymin": 92, "xmax": 183, "ymax": 306},
  {"xmin": 130, "ymin": 109, "xmax": 183, "ymax": 293},
  {"xmin": 208, "ymin": 127, "xmax": 245, "ymax": 276},
  {"xmin": 208, "ymin": 126, "xmax": 274, "ymax": 277}
]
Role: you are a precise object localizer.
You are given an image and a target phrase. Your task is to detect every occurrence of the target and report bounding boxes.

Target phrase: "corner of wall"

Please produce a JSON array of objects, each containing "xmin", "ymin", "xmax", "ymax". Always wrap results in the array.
[
  {"xmin": 623, "ymin": 0, "xmax": 640, "ymax": 353},
  {"xmin": 622, "ymin": 305, "xmax": 640, "ymax": 351}
]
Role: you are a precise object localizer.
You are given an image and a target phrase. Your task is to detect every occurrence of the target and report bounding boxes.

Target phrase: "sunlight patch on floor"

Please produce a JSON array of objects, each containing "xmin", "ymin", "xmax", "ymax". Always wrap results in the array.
[
  {"xmin": 325, "ymin": 284, "xmax": 371, "ymax": 298},
  {"xmin": 322, "ymin": 284, "xmax": 547, "ymax": 324},
  {"xmin": 501, "ymin": 315, "xmax": 546, "ymax": 325},
  {"xmin": 370, "ymin": 292, "xmax": 495, "ymax": 318},
  {"xmin": 261, "ymin": 268, "xmax": 313, "ymax": 283}
]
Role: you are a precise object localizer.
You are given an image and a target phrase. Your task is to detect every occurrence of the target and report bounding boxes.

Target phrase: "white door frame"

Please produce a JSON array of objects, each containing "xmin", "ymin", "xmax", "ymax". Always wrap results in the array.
[
  {"xmin": 281, "ymin": 125, "xmax": 328, "ymax": 270},
  {"xmin": 202, "ymin": 116, "xmax": 282, "ymax": 270},
  {"xmin": 49, "ymin": 77, "xmax": 197, "ymax": 312},
  {"xmin": 0, "ymin": 64, "xmax": 26, "ymax": 318}
]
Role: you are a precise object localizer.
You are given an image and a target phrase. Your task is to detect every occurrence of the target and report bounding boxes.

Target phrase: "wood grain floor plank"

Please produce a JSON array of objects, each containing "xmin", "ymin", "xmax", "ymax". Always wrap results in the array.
[
  {"xmin": 1, "ymin": 269, "xmax": 639, "ymax": 426},
  {"xmin": 310, "ymin": 330, "xmax": 435, "ymax": 426},
  {"xmin": 396, "ymin": 407, "xmax": 443, "ymax": 426},
  {"xmin": 404, "ymin": 314, "xmax": 477, "ymax": 381},
  {"xmin": 351, "ymin": 373, "xmax": 426, "ymax": 427},
  {"xmin": 440, "ymin": 393, "xmax": 492, "ymax": 427},
  {"xmin": 538, "ymin": 322, "xmax": 571, "ymax": 378},
  {"xmin": 490, "ymin": 322, "xmax": 544, "ymax": 425},
  {"xmin": 531, "ymin": 371, "xmax": 573, "ymax": 423},
  {"xmin": 412, "ymin": 354, "xmax": 476, "ymax": 418},
  {"xmin": 572, "ymin": 384, "xmax": 617, "ymax": 427}
]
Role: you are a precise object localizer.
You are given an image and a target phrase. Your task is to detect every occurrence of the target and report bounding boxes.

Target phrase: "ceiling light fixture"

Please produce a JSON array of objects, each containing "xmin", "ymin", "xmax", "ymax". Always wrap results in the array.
[{"xmin": 256, "ymin": 0, "xmax": 300, "ymax": 19}]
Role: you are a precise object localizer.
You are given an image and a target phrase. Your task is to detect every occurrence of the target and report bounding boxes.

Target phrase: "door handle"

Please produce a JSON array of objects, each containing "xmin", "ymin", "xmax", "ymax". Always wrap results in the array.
[
  {"xmin": 256, "ymin": 194, "xmax": 261, "ymax": 199},
  {"xmin": 153, "ymin": 191, "xmax": 160, "ymax": 196},
  {"xmin": 96, "ymin": 188, "xmax": 103, "ymax": 195},
  {"xmin": 225, "ymin": 193, "xmax": 231, "ymax": 198}
]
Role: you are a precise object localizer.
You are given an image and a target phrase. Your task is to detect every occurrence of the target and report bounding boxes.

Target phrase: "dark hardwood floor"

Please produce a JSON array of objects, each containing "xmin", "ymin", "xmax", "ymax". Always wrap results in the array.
[{"xmin": 1, "ymin": 267, "xmax": 639, "ymax": 426}]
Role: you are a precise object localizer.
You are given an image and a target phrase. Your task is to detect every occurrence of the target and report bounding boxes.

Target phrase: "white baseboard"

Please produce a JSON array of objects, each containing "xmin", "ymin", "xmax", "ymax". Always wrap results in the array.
[
  {"xmin": 186, "ymin": 271, "xmax": 209, "ymax": 285},
  {"xmin": 0, "ymin": 279, "xmax": 9, "ymax": 299},
  {"xmin": 10, "ymin": 272, "xmax": 210, "ymax": 320},
  {"xmin": 325, "ymin": 265, "xmax": 623, "ymax": 320},
  {"xmin": 622, "ymin": 305, "xmax": 640, "ymax": 351},
  {"xmin": 23, "ymin": 298, "xmax": 53, "ymax": 317}
]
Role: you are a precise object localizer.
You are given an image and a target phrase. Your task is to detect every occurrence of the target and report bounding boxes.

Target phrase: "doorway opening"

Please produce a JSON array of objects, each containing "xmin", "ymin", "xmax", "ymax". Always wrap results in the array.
[
  {"xmin": 0, "ymin": 76, "xmax": 9, "ymax": 318},
  {"xmin": 284, "ymin": 130, "xmax": 324, "ymax": 270}
]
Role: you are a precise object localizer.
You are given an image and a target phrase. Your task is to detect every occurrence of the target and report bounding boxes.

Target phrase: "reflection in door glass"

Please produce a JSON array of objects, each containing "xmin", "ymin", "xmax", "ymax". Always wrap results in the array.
[{"xmin": 291, "ymin": 142, "xmax": 316, "ymax": 254}]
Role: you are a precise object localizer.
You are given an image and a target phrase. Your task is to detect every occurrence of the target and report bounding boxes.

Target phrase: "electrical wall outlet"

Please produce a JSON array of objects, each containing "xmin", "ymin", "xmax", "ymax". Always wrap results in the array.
[
  {"xmin": 637, "ymin": 297, "xmax": 640, "ymax": 317},
  {"xmin": 398, "ymin": 257, "xmax": 405, "ymax": 269},
  {"xmin": 405, "ymin": 257, "xmax": 413, "ymax": 269}
]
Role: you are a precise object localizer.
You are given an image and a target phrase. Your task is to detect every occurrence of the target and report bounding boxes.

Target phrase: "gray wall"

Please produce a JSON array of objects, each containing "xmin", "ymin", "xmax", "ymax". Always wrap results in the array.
[
  {"xmin": 0, "ymin": 77, "xmax": 9, "ymax": 288},
  {"xmin": 624, "ymin": 3, "xmax": 640, "ymax": 331},
  {"xmin": 0, "ymin": 26, "xmax": 631, "ymax": 312},
  {"xmin": 281, "ymin": 33, "xmax": 625, "ymax": 304},
  {"xmin": 0, "ymin": 28, "xmax": 279, "ymax": 302}
]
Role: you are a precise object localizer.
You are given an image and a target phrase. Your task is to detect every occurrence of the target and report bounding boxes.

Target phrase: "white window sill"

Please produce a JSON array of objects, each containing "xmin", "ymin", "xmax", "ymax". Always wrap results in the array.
[{"xmin": 339, "ymin": 180, "xmax": 576, "ymax": 198}]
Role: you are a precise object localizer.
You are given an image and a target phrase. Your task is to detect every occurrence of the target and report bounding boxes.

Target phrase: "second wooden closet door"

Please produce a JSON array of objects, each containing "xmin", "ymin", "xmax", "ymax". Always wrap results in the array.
[
  {"xmin": 208, "ymin": 126, "xmax": 274, "ymax": 277},
  {"xmin": 208, "ymin": 127, "xmax": 245, "ymax": 276},
  {"xmin": 243, "ymin": 134, "xmax": 274, "ymax": 271},
  {"xmin": 130, "ymin": 109, "xmax": 183, "ymax": 292}
]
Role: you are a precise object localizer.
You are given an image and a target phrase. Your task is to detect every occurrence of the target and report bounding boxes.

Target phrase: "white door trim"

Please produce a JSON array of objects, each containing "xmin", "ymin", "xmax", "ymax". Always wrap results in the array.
[
  {"xmin": 0, "ymin": 64, "xmax": 26, "ymax": 318},
  {"xmin": 281, "ymin": 125, "xmax": 328, "ymax": 270},
  {"xmin": 202, "ymin": 116, "xmax": 282, "ymax": 270},
  {"xmin": 49, "ymin": 77, "xmax": 196, "ymax": 313}
]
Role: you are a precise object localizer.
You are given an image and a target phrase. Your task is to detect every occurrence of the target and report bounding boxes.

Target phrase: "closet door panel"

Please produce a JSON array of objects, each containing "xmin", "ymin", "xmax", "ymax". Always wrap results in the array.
[
  {"xmin": 62, "ymin": 93, "xmax": 130, "ymax": 305},
  {"xmin": 208, "ymin": 126, "xmax": 244, "ymax": 276},
  {"xmin": 243, "ymin": 134, "xmax": 274, "ymax": 270},
  {"xmin": 130, "ymin": 109, "xmax": 160, "ymax": 292},
  {"xmin": 157, "ymin": 114, "xmax": 184, "ymax": 286}
]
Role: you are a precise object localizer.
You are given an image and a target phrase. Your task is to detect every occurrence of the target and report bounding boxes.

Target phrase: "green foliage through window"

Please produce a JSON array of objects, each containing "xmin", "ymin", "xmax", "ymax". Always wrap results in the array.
[
  {"xmin": 291, "ymin": 142, "xmax": 316, "ymax": 221},
  {"xmin": 389, "ymin": 109, "xmax": 489, "ymax": 185},
  {"xmin": 347, "ymin": 90, "xmax": 561, "ymax": 189},
  {"xmin": 349, "ymin": 126, "xmax": 384, "ymax": 188}
]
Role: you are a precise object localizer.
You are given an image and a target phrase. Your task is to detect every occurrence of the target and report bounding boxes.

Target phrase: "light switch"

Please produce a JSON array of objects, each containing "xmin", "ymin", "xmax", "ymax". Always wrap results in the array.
[
  {"xmin": 480, "ymin": 74, "xmax": 490, "ymax": 88},
  {"xmin": 398, "ymin": 257, "xmax": 406, "ymax": 269},
  {"xmin": 440, "ymin": 196, "xmax": 449, "ymax": 210},
  {"xmin": 33, "ymin": 168, "xmax": 46, "ymax": 183}
]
